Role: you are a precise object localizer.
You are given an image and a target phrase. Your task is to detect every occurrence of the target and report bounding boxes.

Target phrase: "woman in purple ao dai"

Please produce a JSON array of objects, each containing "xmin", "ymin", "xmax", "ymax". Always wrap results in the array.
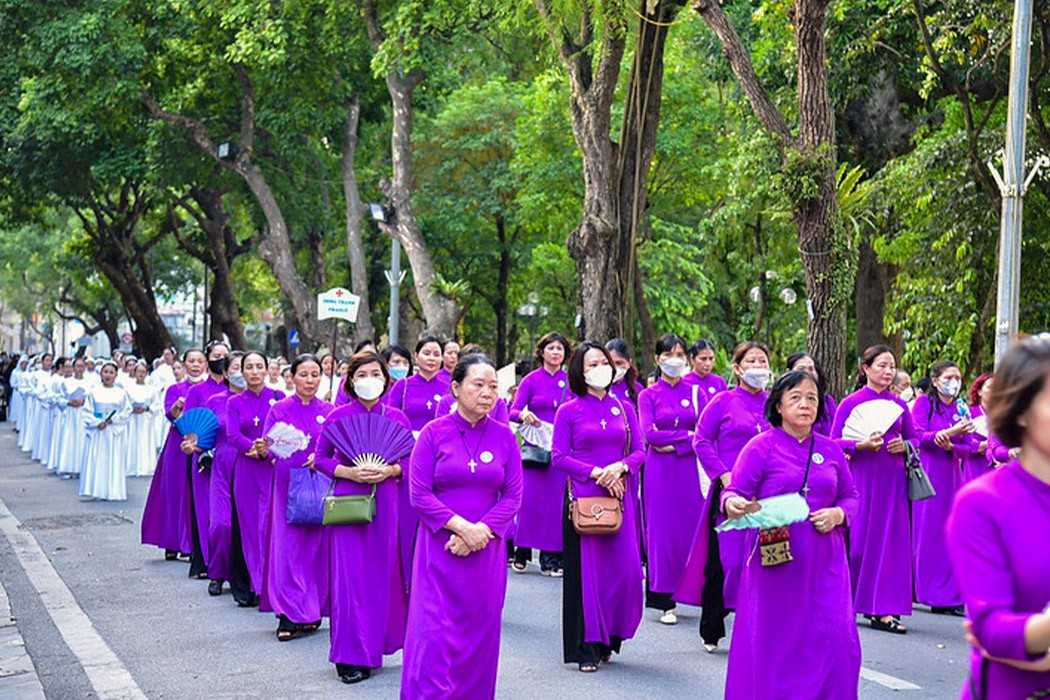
[
  {"xmin": 401, "ymin": 354, "xmax": 523, "ymax": 699},
  {"xmin": 682, "ymin": 339, "xmax": 728, "ymax": 403},
  {"xmin": 260, "ymin": 354, "xmax": 333, "ymax": 641},
  {"xmin": 553, "ymin": 342, "xmax": 644, "ymax": 673},
  {"xmin": 637, "ymin": 334, "xmax": 704, "ymax": 626},
  {"xmin": 722, "ymin": 371, "xmax": 860, "ymax": 699},
  {"xmin": 687, "ymin": 341, "xmax": 772, "ymax": 652},
  {"xmin": 831, "ymin": 344, "xmax": 916, "ymax": 634},
  {"xmin": 947, "ymin": 334, "xmax": 1050, "ymax": 699},
  {"xmin": 961, "ymin": 374, "xmax": 995, "ymax": 483},
  {"xmin": 911, "ymin": 360, "xmax": 974, "ymax": 615},
  {"xmin": 314, "ymin": 351, "xmax": 411, "ymax": 685},
  {"xmin": 223, "ymin": 352, "xmax": 284, "ymax": 606},
  {"xmin": 786, "ymin": 352, "xmax": 838, "ymax": 437},
  {"xmin": 508, "ymin": 332, "xmax": 572, "ymax": 575}
]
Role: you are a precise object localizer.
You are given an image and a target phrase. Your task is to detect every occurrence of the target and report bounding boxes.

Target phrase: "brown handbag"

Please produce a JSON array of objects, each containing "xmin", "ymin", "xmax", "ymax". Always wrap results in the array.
[{"xmin": 570, "ymin": 491, "xmax": 623, "ymax": 534}]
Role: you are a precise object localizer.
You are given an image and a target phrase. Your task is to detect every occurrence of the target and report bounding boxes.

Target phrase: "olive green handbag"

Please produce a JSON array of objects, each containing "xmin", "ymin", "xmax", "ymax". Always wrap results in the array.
[{"xmin": 322, "ymin": 483, "xmax": 377, "ymax": 525}]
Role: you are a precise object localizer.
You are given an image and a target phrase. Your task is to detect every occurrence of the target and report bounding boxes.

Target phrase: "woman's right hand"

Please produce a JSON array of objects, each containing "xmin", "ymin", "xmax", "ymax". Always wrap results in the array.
[
  {"xmin": 180, "ymin": 435, "xmax": 198, "ymax": 454},
  {"xmin": 963, "ymin": 620, "xmax": 1050, "ymax": 672},
  {"xmin": 520, "ymin": 408, "xmax": 541, "ymax": 427},
  {"xmin": 856, "ymin": 432, "xmax": 885, "ymax": 452},
  {"xmin": 457, "ymin": 521, "xmax": 493, "ymax": 551},
  {"xmin": 171, "ymin": 398, "xmax": 185, "ymax": 418},
  {"xmin": 725, "ymin": 496, "xmax": 760, "ymax": 519}
]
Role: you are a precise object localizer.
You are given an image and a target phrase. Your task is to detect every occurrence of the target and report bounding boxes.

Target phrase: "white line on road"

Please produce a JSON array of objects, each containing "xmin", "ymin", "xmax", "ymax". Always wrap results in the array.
[
  {"xmin": 861, "ymin": 666, "xmax": 922, "ymax": 690},
  {"xmin": 0, "ymin": 495, "xmax": 146, "ymax": 699}
]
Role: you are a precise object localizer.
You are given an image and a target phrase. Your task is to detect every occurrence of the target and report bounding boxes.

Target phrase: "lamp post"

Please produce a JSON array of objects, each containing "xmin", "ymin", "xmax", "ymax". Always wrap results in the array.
[
  {"xmin": 371, "ymin": 203, "xmax": 405, "ymax": 346},
  {"xmin": 516, "ymin": 293, "xmax": 548, "ymax": 357}
]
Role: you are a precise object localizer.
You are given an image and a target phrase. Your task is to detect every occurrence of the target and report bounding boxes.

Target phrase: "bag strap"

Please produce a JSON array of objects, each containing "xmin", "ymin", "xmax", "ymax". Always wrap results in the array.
[
  {"xmin": 326, "ymin": 477, "xmax": 377, "ymax": 499},
  {"xmin": 799, "ymin": 434, "xmax": 817, "ymax": 495}
]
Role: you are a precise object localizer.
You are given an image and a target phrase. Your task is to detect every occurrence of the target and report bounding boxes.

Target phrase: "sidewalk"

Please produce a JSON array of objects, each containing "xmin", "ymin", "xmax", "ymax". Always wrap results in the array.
[{"xmin": 0, "ymin": 576, "xmax": 45, "ymax": 700}]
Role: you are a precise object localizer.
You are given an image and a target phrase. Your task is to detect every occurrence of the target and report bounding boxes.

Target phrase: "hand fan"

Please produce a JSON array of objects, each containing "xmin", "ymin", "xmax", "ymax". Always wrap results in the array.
[
  {"xmin": 954, "ymin": 399, "xmax": 972, "ymax": 422},
  {"xmin": 716, "ymin": 492, "xmax": 811, "ymax": 532},
  {"xmin": 266, "ymin": 421, "xmax": 310, "ymax": 459},
  {"xmin": 68, "ymin": 386, "xmax": 86, "ymax": 402},
  {"xmin": 840, "ymin": 399, "xmax": 904, "ymax": 441},
  {"xmin": 322, "ymin": 413, "xmax": 415, "ymax": 468},
  {"xmin": 971, "ymin": 414, "xmax": 988, "ymax": 437},
  {"xmin": 517, "ymin": 420, "xmax": 554, "ymax": 451},
  {"xmin": 173, "ymin": 407, "xmax": 220, "ymax": 450}
]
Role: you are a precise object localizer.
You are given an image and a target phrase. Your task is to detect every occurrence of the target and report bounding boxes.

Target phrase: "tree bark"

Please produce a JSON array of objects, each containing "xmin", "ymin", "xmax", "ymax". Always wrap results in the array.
[
  {"xmin": 341, "ymin": 95, "xmax": 376, "ymax": 344},
  {"xmin": 494, "ymin": 215, "xmax": 511, "ymax": 366},
  {"xmin": 854, "ymin": 235, "xmax": 896, "ymax": 353}
]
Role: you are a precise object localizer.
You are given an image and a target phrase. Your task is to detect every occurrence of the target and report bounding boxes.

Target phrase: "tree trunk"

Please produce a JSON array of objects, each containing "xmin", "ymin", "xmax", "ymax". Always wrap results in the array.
[
  {"xmin": 341, "ymin": 95, "xmax": 376, "ymax": 344},
  {"xmin": 191, "ymin": 188, "xmax": 249, "ymax": 349},
  {"xmin": 494, "ymin": 215, "xmax": 511, "ymax": 367},
  {"xmin": 633, "ymin": 255, "xmax": 657, "ymax": 372},
  {"xmin": 854, "ymin": 235, "xmax": 895, "ymax": 354}
]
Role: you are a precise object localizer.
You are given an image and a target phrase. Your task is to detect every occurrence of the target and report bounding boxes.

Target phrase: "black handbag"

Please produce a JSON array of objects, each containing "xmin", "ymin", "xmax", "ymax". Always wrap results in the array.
[
  {"xmin": 520, "ymin": 444, "xmax": 551, "ymax": 468},
  {"xmin": 905, "ymin": 442, "xmax": 936, "ymax": 501}
]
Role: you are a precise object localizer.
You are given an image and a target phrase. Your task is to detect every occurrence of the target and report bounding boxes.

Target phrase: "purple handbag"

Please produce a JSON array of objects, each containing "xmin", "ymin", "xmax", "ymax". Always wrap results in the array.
[{"xmin": 286, "ymin": 467, "xmax": 330, "ymax": 526}]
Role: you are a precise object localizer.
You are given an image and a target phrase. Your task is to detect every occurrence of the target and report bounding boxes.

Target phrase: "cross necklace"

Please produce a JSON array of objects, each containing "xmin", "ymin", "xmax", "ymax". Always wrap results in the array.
[
  {"xmin": 252, "ymin": 416, "xmax": 260, "ymax": 427},
  {"xmin": 458, "ymin": 419, "xmax": 490, "ymax": 473}
]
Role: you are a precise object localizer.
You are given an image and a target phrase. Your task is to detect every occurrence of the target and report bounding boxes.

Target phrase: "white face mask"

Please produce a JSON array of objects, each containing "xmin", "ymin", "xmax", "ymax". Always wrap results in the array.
[
  {"xmin": 740, "ymin": 367, "xmax": 771, "ymax": 390},
  {"xmin": 584, "ymin": 364, "xmax": 614, "ymax": 389},
  {"xmin": 613, "ymin": 366, "xmax": 627, "ymax": 382},
  {"xmin": 228, "ymin": 372, "xmax": 247, "ymax": 390},
  {"xmin": 899, "ymin": 387, "xmax": 915, "ymax": 402},
  {"xmin": 660, "ymin": 357, "xmax": 688, "ymax": 378},
  {"xmin": 353, "ymin": 377, "xmax": 385, "ymax": 401},
  {"xmin": 939, "ymin": 379, "xmax": 961, "ymax": 399}
]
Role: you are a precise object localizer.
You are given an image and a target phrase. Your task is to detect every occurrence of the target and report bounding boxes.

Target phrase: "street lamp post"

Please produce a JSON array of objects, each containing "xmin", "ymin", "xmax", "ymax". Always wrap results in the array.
[{"xmin": 371, "ymin": 203, "xmax": 405, "ymax": 346}]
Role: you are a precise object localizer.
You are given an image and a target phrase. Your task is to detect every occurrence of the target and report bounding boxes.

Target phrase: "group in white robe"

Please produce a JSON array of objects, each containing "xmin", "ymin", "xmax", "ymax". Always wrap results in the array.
[
  {"xmin": 124, "ymin": 369, "xmax": 159, "ymax": 477},
  {"xmin": 53, "ymin": 370, "xmax": 89, "ymax": 478},
  {"xmin": 79, "ymin": 375, "xmax": 132, "ymax": 501}
]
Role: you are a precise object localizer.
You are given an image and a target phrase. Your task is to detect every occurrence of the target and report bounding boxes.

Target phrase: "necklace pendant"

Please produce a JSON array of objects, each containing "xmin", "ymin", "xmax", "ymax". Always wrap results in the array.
[
  {"xmin": 468, "ymin": 459, "xmax": 477, "ymax": 473},
  {"xmin": 599, "ymin": 419, "xmax": 608, "ymax": 430}
]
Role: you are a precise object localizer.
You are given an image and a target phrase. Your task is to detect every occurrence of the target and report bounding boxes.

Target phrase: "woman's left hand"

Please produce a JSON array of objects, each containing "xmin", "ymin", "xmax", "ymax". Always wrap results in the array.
[
  {"xmin": 963, "ymin": 620, "xmax": 1050, "ymax": 671},
  {"xmin": 886, "ymin": 436, "xmax": 906, "ymax": 454},
  {"xmin": 596, "ymin": 462, "xmax": 626, "ymax": 489},
  {"xmin": 445, "ymin": 534, "xmax": 472, "ymax": 557},
  {"xmin": 810, "ymin": 507, "xmax": 844, "ymax": 534}
]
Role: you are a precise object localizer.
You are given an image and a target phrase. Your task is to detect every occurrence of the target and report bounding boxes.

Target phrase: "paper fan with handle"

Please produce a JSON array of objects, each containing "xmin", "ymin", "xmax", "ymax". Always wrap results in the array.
[
  {"xmin": 323, "ymin": 413, "xmax": 415, "ymax": 468},
  {"xmin": 173, "ymin": 407, "xmax": 220, "ymax": 450},
  {"xmin": 266, "ymin": 421, "xmax": 311, "ymax": 460},
  {"xmin": 840, "ymin": 399, "xmax": 905, "ymax": 442},
  {"xmin": 517, "ymin": 420, "xmax": 553, "ymax": 451}
]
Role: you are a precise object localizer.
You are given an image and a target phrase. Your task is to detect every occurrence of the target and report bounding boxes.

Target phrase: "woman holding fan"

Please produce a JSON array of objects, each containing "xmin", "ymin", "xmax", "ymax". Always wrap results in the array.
[
  {"xmin": 832, "ymin": 344, "xmax": 917, "ymax": 634},
  {"xmin": 314, "ymin": 351, "xmax": 413, "ymax": 685},
  {"xmin": 260, "ymin": 354, "xmax": 333, "ymax": 642},
  {"xmin": 401, "ymin": 354, "xmax": 523, "ymax": 697}
]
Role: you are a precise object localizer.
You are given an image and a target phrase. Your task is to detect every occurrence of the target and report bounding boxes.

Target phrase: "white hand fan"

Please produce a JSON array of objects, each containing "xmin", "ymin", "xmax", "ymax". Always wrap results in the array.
[
  {"xmin": 841, "ymin": 399, "xmax": 905, "ymax": 441},
  {"xmin": 517, "ymin": 420, "xmax": 554, "ymax": 451},
  {"xmin": 971, "ymin": 414, "xmax": 988, "ymax": 437},
  {"xmin": 266, "ymin": 421, "xmax": 310, "ymax": 459}
]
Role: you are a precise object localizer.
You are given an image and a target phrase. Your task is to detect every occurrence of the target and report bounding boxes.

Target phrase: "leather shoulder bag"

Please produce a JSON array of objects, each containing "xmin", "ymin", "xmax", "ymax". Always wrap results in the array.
[{"xmin": 569, "ymin": 397, "xmax": 630, "ymax": 535}]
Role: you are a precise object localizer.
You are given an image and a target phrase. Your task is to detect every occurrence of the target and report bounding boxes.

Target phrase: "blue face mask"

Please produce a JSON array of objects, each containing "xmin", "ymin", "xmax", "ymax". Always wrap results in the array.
[{"xmin": 389, "ymin": 366, "xmax": 409, "ymax": 381}]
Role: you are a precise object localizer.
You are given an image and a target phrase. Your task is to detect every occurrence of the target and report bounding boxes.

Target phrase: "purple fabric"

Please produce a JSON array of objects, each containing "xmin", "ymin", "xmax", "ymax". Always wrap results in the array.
[
  {"xmin": 911, "ymin": 394, "xmax": 968, "ymax": 607},
  {"xmin": 552, "ymin": 393, "xmax": 644, "ymax": 647},
  {"xmin": 386, "ymin": 372, "xmax": 450, "ymax": 587},
  {"xmin": 608, "ymin": 377, "xmax": 640, "ymax": 406},
  {"xmin": 140, "ymin": 381, "xmax": 193, "ymax": 553},
  {"xmin": 227, "ymin": 387, "xmax": 284, "ymax": 592},
  {"xmin": 961, "ymin": 406, "xmax": 994, "ymax": 483},
  {"xmin": 401, "ymin": 412, "xmax": 523, "ymax": 699},
  {"xmin": 832, "ymin": 385, "xmax": 916, "ymax": 616},
  {"xmin": 183, "ymin": 377, "xmax": 226, "ymax": 565},
  {"xmin": 315, "ymin": 400, "xmax": 411, "ymax": 668},
  {"xmin": 285, "ymin": 463, "xmax": 330, "ymax": 526},
  {"xmin": 638, "ymin": 378, "xmax": 704, "ymax": 594},
  {"xmin": 813, "ymin": 393, "xmax": 838, "ymax": 437},
  {"xmin": 691, "ymin": 386, "xmax": 770, "ymax": 608},
  {"xmin": 259, "ymin": 395, "xmax": 332, "ymax": 623},
  {"xmin": 947, "ymin": 461, "xmax": 1050, "ymax": 698},
  {"xmin": 723, "ymin": 429, "xmax": 860, "ymax": 699},
  {"xmin": 683, "ymin": 371, "xmax": 728, "ymax": 402},
  {"xmin": 987, "ymin": 431, "xmax": 1013, "ymax": 465},
  {"xmin": 205, "ymin": 389, "xmax": 239, "ymax": 580},
  {"xmin": 433, "ymin": 393, "xmax": 510, "ymax": 424},
  {"xmin": 507, "ymin": 367, "xmax": 569, "ymax": 552}
]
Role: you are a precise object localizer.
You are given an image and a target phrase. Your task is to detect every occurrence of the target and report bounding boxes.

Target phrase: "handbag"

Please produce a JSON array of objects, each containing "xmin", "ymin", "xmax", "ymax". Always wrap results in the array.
[
  {"xmin": 520, "ymin": 444, "xmax": 551, "ymax": 467},
  {"xmin": 905, "ymin": 442, "xmax": 936, "ymax": 501},
  {"xmin": 286, "ymin": 467, "xmax": 330, "ymax": 526},
  {"xmin": 568, "ymin": 396, "xmax": 629, "ymax": 535},
  {"xmin": 758, "ymin": 435, "xmax": 815, "ymax": 567},
  {"xmin": 322, "ymin": 483, "xmax": 377, "ymax": 525}
]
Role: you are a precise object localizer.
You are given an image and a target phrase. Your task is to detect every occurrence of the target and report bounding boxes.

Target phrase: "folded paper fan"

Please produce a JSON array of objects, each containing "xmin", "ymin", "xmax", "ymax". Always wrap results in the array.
[
  {"xmin": 517, "ymin": 420, "xmax": 554, "ymax": 451},
  {"xmin": 840, "ymin": 399, "xmax": 904, "ymax": 442},
  {"xmin": 323, "ymin": 413, "xmax": 415, "ymax": 467},
  {"xmin": 68, "ymin": 386, "xmax": 87, "ymax": 402},
  {"xmin": 971, "ymin": 414, "xmax": 988, "ymax": 437},
  {"xmin": 174, "ymin": 407, "xmax": 220, "ymax": 450},
  {"xmin": 716, "ymin": 492, "xmax": 811, "ymax": 532},
  {"xmin": 266, "ymin": 421, "xmax": 311, "ymax": 460}
]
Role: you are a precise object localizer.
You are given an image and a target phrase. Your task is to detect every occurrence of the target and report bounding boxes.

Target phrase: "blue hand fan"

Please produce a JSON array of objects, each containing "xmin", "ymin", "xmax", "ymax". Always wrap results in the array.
[
  {"xmin": 322, "ymin": 413, "xmax": 415, "ymax": 468},
  {"xmin": 174, "ymin": 407, "xmax": 220, "ymax": 450}
]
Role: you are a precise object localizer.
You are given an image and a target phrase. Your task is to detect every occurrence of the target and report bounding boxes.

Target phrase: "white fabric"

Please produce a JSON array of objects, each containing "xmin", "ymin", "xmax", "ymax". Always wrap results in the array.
[
  {"xmin": 9, "ymin": 367, "xmax": 23, "ymax": 426},
  {"xmin": 31, "ymin": 372, "xmax": 57, "ymax": 464},
  {"xmin": 78, "ymin": 385, "xmax": 131, "ymax": 501},
  {"xmin": 124, "ymin": 383, "xmax": 158, "ymax": 476},
  {"xmin": 53, "ymin": 377, "xmax": 88, "ymax": 475}
]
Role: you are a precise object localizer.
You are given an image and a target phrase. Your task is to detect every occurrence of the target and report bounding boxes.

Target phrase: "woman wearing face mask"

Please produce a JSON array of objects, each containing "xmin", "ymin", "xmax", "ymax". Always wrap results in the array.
[
  {"xmin": 381, "ymin": 345, "xmax": 413, "ymax": 384},
  {"xmin": 385, "ymin": 336, "xmax": 450, "ymax": 591},
  {"xmin": 553, "ymin": 342, "xmax": 644, "ymax": 672},
  {"xmin": 962, "ymin": 373, "xmax": 994, "ymax": 483},
  {"xmin": 508, "ymin": 332, "xmax": 573, "ymax": 575},
  {"xmin": 911, "ymin": 361, "xmax": 973, "ymax": 617},
  {"xmin": 785, "ymin": 353, "xmax": 837, "ymax": 437},
  {"xmin": 142, "ymin": 349, "xmax": 208, "ymax": 561},
  {"xmin": 180, "ymin": 341, "xmax": 231, "ymax": 579},
  {"xmin": 261, "ymin": 354, "xmax": 333, "ymax": 642},
  {"xmin": 680, "ymin": 341, "xmax": 772, "ymax": 653},
  {"xmin": 892, "ymin": 370, "xmax": 916, "ymax": 406},
  {"xmin": 831, "ymin": 344, "xmax": 917, "ymax": 634},
  {"xmin": 605, "ymin": 338, "xmax": 641, "ymax": 406},
  {"xmin": 225, "ymin": 352, "xmax": 285, "ymax": 607},
  {"xmin": 638, "ymin": 334, "xmax": 704, "ymax": 626},
  {"xmin": 402, "ymin": 354, "xmax": 523, "ymax": 697},
  {"xmin": 125, "ymin": 361, "xmax": 159, "ymax": 477},
  {"xmin": 204, "ymin": 352, "xmax": 247, "ymax": 598},
  {"xmin": 314, "ymin": 351, "xmax": 412, "ymax": 685},
  {"xmin": 78, "ymin": 361, "xmax": 132, "ymax": 501},
  {"xmin": 721, "ymin": 371, "xmax": 860, "ymax": 699},
  {"xmin": 54, "ymin": 358, "xmax": 88, "ymax": 480},
  {"xmin": 683, "ymin": 340, "xmax": 728, "ymax": 402},
  {"xmin": 947, "ymin": 334, "xmax": 1050, "ymax": 699}
]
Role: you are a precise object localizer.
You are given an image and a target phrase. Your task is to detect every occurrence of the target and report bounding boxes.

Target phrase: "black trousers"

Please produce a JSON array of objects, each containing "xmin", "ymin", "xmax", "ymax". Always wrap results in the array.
[
  {"xmin": 186, "ymin": 457, "xmax": 208, "ymax": 578},
  {"xmin": 228, "ymin": 483, "xmax": 254, "ymax": 604},
  {"xmin": 699, "ymin": 479, "xmax": 729, "ymax": 645},
  {"xmin": 561, "ymin": 492, "xmax": 623, "ymax": 663}
]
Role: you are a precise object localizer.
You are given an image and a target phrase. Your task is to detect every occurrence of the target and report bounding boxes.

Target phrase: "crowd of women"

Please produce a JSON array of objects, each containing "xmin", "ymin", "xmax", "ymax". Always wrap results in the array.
[{"xmin": 3, "ymin": 330, "xmax": 1048, "ymax": 699}]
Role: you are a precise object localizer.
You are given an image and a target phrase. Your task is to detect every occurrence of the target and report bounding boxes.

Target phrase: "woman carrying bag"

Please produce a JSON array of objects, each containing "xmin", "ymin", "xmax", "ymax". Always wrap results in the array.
[{"xmin": 552, "ymin": 341, "xmax": 645, "ymax": 673}]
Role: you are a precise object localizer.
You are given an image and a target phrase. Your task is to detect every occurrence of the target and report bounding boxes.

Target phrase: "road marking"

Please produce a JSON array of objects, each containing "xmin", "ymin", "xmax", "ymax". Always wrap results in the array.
[
  {"xmin": 861, "ymin": 666, "xmax": 922, "ymax": 690},
  {"xmin": 0, "ymin": 496, "xmax": 146, "ymax": 699}
]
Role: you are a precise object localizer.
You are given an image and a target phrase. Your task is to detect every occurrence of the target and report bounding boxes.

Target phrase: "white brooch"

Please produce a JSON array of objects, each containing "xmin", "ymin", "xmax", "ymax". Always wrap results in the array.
[
  {"xmin": 268, "ymin": 398, "xmax": 277, "ymax": 406},
  {"xmin": 316, "ymin": 415, "xmax": 326, "ymax": 424},
  {"xmin": 610, "ymin": 406, "xmax": 622, "ymax": 416},
  {"xmin": 708, "ymin": 386, "xmax": 716, "ymax": 393},
  {"xmin": 433, "ymin": 394, "xmax": 442, "ymax": 402},
  {"xmin": 812, "ymin": 453, "xmax": 825, "ymax": 465},
  {"xmin": 480, "ymin": 451, "xmax": 494, "ymax": 464},
  {"xmin": 680, "ymin": 399, "xmax": 691, "ymax": 407},
  {"xmin": 558, "ymin": 380, "xmax": 566, "ymax": 388}
]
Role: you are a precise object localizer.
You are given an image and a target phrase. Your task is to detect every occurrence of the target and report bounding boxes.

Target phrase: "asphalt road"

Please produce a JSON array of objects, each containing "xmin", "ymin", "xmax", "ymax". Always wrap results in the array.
[{"xmin": 0, "ymin": 424, "xmax": 969, "ymax": 698}]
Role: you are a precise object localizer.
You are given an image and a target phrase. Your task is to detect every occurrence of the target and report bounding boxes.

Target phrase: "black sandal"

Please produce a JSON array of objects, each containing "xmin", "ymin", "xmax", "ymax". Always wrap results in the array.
[
  {"xmin": 164, "ymin": 550, "xmax": 178, "ymax": 561},
  {"xmin": 276, "ymin": 628, "xmax": 303, "ymax": 642},
  {"xmin": 868, "ymin": 615, "xmax": 907, "ymax": 634},
  {"xmin": 578, "ymin": 662, "xmax": 599, "ymax": 673}
]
